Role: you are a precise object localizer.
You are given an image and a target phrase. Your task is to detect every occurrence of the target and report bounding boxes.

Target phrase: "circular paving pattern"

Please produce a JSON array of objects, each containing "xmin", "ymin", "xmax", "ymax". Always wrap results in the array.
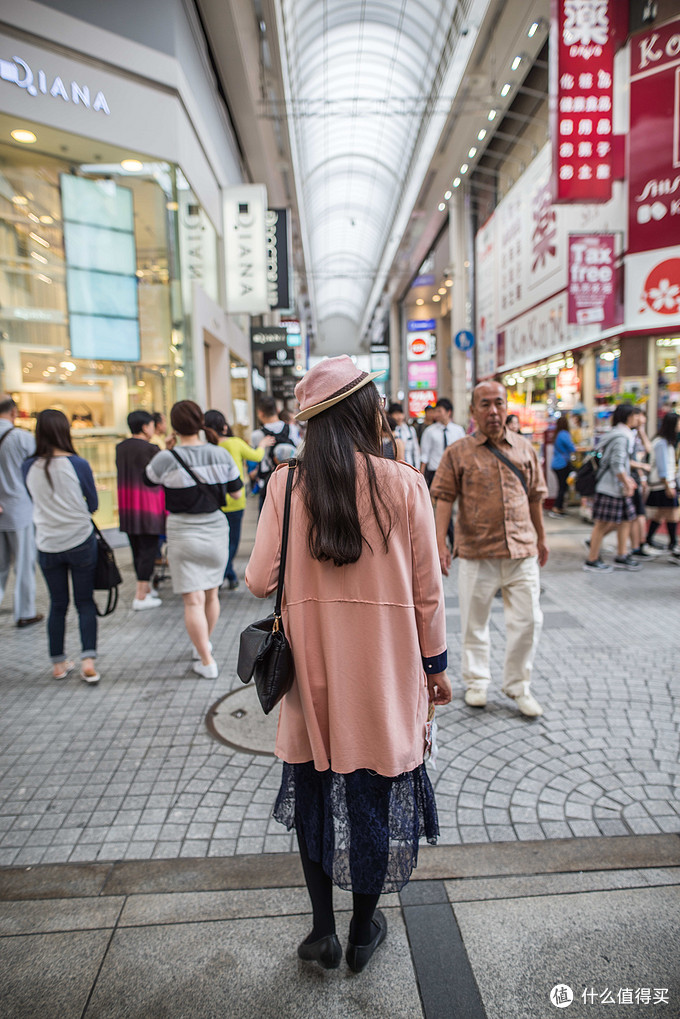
[{"xmin": 206, "ymin": 686, "xmax": 278, "ymax": 756}]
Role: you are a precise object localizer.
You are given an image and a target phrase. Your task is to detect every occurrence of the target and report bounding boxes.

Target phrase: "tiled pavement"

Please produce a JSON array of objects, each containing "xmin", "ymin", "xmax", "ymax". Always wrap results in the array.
[{"xmin": 0, "ymin": 503, "xmax": 678, "ymax": 867}]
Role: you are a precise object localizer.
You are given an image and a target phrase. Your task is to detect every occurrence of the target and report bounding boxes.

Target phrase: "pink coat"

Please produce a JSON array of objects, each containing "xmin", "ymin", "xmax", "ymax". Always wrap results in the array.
[{"xmin": 245, "ymin": 455, "xmax": 447, "ymax": 777}]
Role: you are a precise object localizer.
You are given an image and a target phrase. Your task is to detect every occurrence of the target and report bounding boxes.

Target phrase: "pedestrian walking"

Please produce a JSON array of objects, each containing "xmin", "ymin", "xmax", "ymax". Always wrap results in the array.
[
  {"xmin": 419, "ymin": 398, "xmax": 465, "ymax": 487},
  {"xmin": 584, "ymin": 404, "xmax": 642, "ymax": 573},
  {"xmin": 251, "ymin": 396, "xmax": 298, "ymax": 509},
  {"xmin": 388, "ymin": 402, "xmax": 420, "ymax": 467},
  {"xmin": 0, "ymin": 395, "xmax": 42, "ymax": 629},
  {"xmin": 204, "ymin": 409, "xmax": 274, "ymax": 591},
  {"xmin": 22, "ymin": 410, "xmax": 100, "ymax": 683},
  {"xmin": 116, "ymin": 410, "xmax": 166, "ymax": 610},
  {"xmin": 431, "ymin": 380, "xmax": 548, "ymax": 718},
  {"xmin": 246, "ymin": 355, "xmax": 451, "ymax": 973},
  {"xmin": 144, "ymin": 401, "xmax": 242, "ymax": 678},
  {"xmin": 549, "ymin": 415, "xmax": 576, "ymax": 516},
  {"xmin": 645, "ymin": 411, "xmax": 679, "ymax": 563}
]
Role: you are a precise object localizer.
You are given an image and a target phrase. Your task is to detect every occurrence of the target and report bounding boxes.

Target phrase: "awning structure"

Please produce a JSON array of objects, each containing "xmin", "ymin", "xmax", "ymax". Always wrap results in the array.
[{"xmin": 272, "ymin": 0, "xmax": 489, "ymax": 351}]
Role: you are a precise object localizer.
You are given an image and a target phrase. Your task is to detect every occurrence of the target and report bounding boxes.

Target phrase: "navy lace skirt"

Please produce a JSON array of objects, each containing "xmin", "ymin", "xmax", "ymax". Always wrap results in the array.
[{"xmin": 273, "ymin": 761, "xmax": 439, "ymax": 895}]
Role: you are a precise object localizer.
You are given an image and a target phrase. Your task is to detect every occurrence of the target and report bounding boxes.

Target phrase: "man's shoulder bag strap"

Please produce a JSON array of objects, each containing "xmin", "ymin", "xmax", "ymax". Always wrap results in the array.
[{"xmin": 484, "ymin": 441, "xmax": 529, "ymax": 496}]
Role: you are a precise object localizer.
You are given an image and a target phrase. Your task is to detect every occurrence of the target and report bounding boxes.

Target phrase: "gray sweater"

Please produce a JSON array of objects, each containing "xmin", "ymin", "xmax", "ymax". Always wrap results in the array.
[{"xmin": 595, "ymin": 426, "xmax": 633, "ymax": 498}]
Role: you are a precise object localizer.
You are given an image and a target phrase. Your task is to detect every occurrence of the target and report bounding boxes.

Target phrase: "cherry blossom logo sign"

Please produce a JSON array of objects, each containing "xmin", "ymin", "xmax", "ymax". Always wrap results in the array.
[{"xmin": 640, "ymin": 259, "xmax": 680, "ymax": 316}]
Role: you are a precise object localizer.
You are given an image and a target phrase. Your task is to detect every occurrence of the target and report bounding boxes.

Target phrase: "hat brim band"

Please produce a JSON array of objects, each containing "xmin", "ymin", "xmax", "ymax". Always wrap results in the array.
[{"xmin": 295, "ymin": 369, "xmax": 385, "ymax": 421}]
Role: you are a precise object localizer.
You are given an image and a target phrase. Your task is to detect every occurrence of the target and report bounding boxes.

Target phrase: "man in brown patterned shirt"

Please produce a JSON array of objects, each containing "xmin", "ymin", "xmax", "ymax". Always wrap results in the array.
[{"xmin": 431, "ymin": 381, "xmax": 548, "ymax": 718}]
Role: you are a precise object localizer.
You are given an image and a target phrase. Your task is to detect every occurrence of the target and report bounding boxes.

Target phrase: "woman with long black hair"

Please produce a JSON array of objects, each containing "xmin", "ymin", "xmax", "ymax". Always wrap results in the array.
[
  {"xmin": 246, "ymin": 356, "xmax": 451, "ymax": 973},
  {"xmin": 23, "ymin": 409, "xmax": 100, "ymax": 683},
  {"xmin": 144, "ymin": 400, "xmax": 242, "ymax": 678}
]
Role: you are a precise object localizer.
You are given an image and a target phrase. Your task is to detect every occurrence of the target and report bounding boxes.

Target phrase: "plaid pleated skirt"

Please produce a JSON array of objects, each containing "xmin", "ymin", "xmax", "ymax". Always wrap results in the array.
[{"xmin": 592, "ymin": 492, "xmax": 636, "ymax": 523}]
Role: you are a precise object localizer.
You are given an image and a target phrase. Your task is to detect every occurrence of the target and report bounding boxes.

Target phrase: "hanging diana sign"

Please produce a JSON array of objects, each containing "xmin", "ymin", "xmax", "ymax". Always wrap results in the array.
[{"xmin": 0, "ymin": 54, "xmax": 110, "ymax": 114}]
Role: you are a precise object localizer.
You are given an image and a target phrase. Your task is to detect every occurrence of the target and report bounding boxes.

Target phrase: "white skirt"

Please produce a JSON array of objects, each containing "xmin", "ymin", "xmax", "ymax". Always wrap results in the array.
[{"xmin": 166, "ymin": 512, "xmax": 228, "ymax": 593}]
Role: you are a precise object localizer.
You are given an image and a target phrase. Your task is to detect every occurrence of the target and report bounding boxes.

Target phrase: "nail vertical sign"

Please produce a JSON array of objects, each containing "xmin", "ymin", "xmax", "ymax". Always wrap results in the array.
[{"xmin": 550, "ymin": 0, "xmax": 614, "ymax": 202}]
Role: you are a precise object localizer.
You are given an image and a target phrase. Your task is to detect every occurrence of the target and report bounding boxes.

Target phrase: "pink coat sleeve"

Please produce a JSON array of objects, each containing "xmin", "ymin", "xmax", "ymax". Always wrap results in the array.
[
  {"xmin": 409, "ymin": 472, "xmax": 448, "ymax": 660},
  {"xmin": 245, "ymin": 468, "xmax": 284, "ymax": 598}
]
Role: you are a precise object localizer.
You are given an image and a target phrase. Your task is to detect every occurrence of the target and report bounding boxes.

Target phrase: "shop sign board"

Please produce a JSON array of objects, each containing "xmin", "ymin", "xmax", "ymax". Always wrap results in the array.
[
  {"xmin": 0, "ymin": 52, "xmax": 110, "ymax": 114},
  {"xmin": 407, "ymin": 319, "xmax": 436, "ymax": 331},
  {"xmin": 550, "ymin": 0, "xmax": 614, "ymax": 203},
  {"xmin": 595, "ymin": 355, "xmax": 619, "ymax": 392},
  {"xmin": 224, "ymin": 185, "xmax": 269, "ymax": 315},
  {"xmin": 628, "ymin": 13, "xmax": 680, "ymax": 255},
  {"xmin": 408, "ymin": 361, "xmax": 438, "ymax": 390},
  {"xmin": 475, "ymin": 213, "xmax": 497, "ymax": 378},
  {"xmin": 567, "ymin": 233, "xmax": 617, "ymax": 325},
  {"xmin": 500, "ymin": 293, "xmax": 569, "ymax": 372},
  {"xmin": 556, "ymin": 367, "xmax": 581, "ymax": 404},
  {"xmin": 266, "ymin": 208, "xmax": 291, "ymax": 310},
  {"xmin": 624, "ymin": 245, "xmax": 680, "ymax": 331},
  {"xmin": 250, "ymin": 326, "xmax": 288, "ymax": 351},
  {"xmin": 406, "ymin": 332, "xmax": 436, "ymax": 361},
  {"xmin": 408, "ymin": 390, "xmax": 437, "ymax": 418}
]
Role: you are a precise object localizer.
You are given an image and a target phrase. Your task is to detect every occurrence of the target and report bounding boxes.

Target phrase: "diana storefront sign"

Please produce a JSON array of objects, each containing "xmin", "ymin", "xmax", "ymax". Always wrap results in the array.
[
  {"xmin": 0, "ymin": 52, "xmax": 110, "ymax": 114},
  {"xmin": 224, "ymin": 185, "xmax": 269, "ymax": 315}
]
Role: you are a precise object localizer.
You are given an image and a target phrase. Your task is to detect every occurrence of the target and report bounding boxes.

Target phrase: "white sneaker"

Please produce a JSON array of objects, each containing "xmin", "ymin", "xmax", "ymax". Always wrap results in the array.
[
  {"xmin": 511, "ymin": 693, "xmax": 544, "ymax": 717},
  {"xmin": 464, "ymin": 688, "xmax": 487, "ymax": 707},
  {"xmin": 192, "ymin": 660, "xmax": 218, "ymax": 679},
  {"xmin": 191, "ymin": 642, "xmax": 212, "ymax": 661},
  {"xmin": 132, "ymin": 593, "xmax": 162, "ymax": 610}
]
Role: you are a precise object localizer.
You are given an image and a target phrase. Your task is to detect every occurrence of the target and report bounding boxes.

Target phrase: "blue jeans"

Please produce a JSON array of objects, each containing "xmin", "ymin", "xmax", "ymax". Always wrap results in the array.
[
  {"xmin": 224, "ymin": 510, "xmax": 243, "ymax": 582},
  {"xmin": 38, "ymin": 531, "xmax": 97, "ymax": 662}
]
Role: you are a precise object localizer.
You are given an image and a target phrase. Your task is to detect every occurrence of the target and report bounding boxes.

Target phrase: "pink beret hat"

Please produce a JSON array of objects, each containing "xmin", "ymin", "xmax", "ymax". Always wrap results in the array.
[{"xmin": 294, "ymin": 355, "xmax": 385, "ymax": 421}]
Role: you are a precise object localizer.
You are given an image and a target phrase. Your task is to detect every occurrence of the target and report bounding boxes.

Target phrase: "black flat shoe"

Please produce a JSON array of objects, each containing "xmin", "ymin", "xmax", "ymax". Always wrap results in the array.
[
  {"xmin": 297, "ymin": 933, "xmax": 342, "ymax": 969},
  {"xmin": 346, "ymin": 910, "xmax": 387, "ymax": 973}
]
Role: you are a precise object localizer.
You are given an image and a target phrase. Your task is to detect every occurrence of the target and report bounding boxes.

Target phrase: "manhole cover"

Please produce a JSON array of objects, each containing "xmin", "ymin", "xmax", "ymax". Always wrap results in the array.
[{"xmin": 206, "ymin": 685, "xmax": 278, "ymax": 756}]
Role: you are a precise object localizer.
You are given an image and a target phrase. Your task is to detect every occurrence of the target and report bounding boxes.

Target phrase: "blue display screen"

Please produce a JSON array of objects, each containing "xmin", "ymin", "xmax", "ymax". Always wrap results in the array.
[{"xmin": 61, "ymin": 175, "xmax": 140, "ymax": 362}]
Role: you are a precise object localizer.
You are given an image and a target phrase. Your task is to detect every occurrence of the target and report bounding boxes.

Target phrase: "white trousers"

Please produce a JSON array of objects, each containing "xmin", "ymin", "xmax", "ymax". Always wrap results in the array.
[
  {"xmin": 0, "ymin": 525, "xmax": 37, "ymax": 622},
  {"xmin": 458, "ymin": 556, "xmax": 542, "ymax": 699}
]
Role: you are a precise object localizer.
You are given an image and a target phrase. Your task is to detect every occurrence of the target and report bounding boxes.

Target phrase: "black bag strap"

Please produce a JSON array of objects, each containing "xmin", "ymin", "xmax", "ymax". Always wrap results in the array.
[
  {"xmin": 273, "ymin": 460, "xmax": 297, "ymax": 628},
  {"xmin": 484, "ymin": 441, "xmax": 529, "ymax": 496},
  {"xmin": 170, "ymin": 447, "xmax": 224, "ymax": 512}
]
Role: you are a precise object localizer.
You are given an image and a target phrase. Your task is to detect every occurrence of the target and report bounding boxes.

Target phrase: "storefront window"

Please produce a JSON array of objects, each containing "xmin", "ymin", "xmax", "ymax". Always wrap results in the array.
[{"xmin": 0, "ymin": 123, "xmax": 216, "ymax": 527}]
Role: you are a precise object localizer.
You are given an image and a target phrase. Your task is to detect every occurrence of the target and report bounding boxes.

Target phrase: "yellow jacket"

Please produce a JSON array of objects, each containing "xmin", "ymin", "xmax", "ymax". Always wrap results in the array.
[{"xmin": 219, "ymin": 437, "xmax": 264, "ymax": 512}]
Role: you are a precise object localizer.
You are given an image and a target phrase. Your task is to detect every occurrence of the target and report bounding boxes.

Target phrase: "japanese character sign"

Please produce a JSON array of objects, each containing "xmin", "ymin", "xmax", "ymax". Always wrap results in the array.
[{"xmin": 550, "ymin": 0, "xmax": 614, "ymax": 202}]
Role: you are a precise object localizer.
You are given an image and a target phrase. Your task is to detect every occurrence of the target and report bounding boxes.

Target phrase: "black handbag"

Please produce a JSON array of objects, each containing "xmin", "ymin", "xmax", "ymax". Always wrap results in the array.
[
  {"xmin": 237, "ymin": 462, "xmax": 296, "ymax": 714},
  {"xmin": 92, "ymin": 523, "xmax": 122, "ymax": 617}
]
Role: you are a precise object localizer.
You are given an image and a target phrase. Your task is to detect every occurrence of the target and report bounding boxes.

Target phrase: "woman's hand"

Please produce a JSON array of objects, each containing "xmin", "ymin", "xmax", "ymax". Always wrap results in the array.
[
  {"xmin": 165, "ymin": 433, "xmax": 177, "ymax": 451},
  {"xmin": 427, "ymin": 671, "xmax": 452, "ymax": 705},
  {"xmin": 258, "ymin": 436, "xmax": 276, "ymax": 449}
]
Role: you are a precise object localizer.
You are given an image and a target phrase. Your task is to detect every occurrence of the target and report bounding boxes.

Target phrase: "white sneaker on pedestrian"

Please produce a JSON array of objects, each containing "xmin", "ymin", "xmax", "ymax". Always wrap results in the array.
[
  {"xmin": 132, "ymin": 593, "xmax": 162, "ymax": 610},
  {"xmin": 193, "ymin": 660, "xmax": 218, "ymax": 679},
  {"xmin": 464, "ymin": 688, "xmax": 487, "ymax": 708},
  {"xmin": 511, "ymin": 693, "xmax": 543, "ymax": 717},
  {"xmin": 191, "ymin": 642, "xmax": 213, "ymax": 661}
]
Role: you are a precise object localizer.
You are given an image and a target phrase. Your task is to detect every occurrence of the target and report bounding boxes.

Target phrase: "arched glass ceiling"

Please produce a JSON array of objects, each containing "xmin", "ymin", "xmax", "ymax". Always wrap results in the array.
[{"xmin": 273, "ymin": 0, "xmax": 482, "ymax": 342}]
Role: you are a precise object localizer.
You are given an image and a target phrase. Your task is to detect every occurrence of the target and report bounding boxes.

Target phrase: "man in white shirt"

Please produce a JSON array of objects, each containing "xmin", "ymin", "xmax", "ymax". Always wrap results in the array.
[
  {"xmin": 251, "ymin": 397, "xmax": 298, "ymax": 509},
  {"xmin": 388, "ymin": 402, "xmax": 420, "ymax": 467},
  {"xmin": 420, "ymin": 398, "xmax": 465, "ymax": 487},
  {"xmin": 0, "ymin": 396, "xmax": 42, "ymax": 627}
]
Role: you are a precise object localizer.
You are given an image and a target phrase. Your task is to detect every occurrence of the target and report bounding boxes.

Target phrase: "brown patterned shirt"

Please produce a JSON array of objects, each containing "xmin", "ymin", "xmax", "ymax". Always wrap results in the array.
[{"xmin": 430, "ymin": 429, "xmax": 547, "ymax": 560}]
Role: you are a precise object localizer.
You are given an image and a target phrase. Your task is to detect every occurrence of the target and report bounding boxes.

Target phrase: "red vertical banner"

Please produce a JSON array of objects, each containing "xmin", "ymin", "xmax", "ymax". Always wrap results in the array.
[
  {"xmin": 628, "ymin": 14, "xmax": 680, "ymax": 255},
  {"xmin": 550, "ymin": 0, "xmax": 615, "ymax": 203}
]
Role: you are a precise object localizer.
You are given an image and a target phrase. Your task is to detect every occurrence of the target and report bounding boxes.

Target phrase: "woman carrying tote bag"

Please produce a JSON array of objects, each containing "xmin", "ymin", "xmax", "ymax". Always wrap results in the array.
[
  {"xmin": 22, "ymin": 409, "xmax": 100, "ymax": 683},
  {"xmin": 246, "ymin": 356, "xmax": 451, "ymax": 973}
]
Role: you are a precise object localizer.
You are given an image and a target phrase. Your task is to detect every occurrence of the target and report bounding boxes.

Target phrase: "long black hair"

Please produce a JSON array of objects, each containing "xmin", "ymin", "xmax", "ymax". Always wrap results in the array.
[
  {"xmin": 658, "ymin": 411, "xmax": 679, "ymax": 446},
  {"xmin": 297, "ymin": 382, "xmax": 395, "ymax": 566},
  {"xmin": 205, "ymin": 409, "xmax": 233, "ymax": 437},
  {"xmin": 35, "ymin": 409, "xmax": 77, "ymax": 488}
]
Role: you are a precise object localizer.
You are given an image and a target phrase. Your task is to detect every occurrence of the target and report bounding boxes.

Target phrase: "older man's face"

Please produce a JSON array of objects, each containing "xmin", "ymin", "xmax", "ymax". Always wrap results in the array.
[{"xmin": 472, "ymin": 382, "xmax": 507, "ymax": 440}]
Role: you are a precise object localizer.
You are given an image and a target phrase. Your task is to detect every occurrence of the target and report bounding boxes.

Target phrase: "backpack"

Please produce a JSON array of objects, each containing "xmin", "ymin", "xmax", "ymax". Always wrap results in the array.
[
  {"xmin": 574, "ymin": 435, "xmax": 615, "ymax": 497},
  {"xmin": 257, "ymin": 423, "xmax": 293, "ymax": 491}
]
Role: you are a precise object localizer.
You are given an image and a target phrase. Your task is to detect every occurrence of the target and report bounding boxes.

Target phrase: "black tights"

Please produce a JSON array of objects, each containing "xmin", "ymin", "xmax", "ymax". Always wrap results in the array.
[
  {"xmin": 297, "ymin": 826, "xmax": 380, "ymax": 945},
  {"xmin": 647, "ymin": 520, "xmax": 677, "ymax": 547}
]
